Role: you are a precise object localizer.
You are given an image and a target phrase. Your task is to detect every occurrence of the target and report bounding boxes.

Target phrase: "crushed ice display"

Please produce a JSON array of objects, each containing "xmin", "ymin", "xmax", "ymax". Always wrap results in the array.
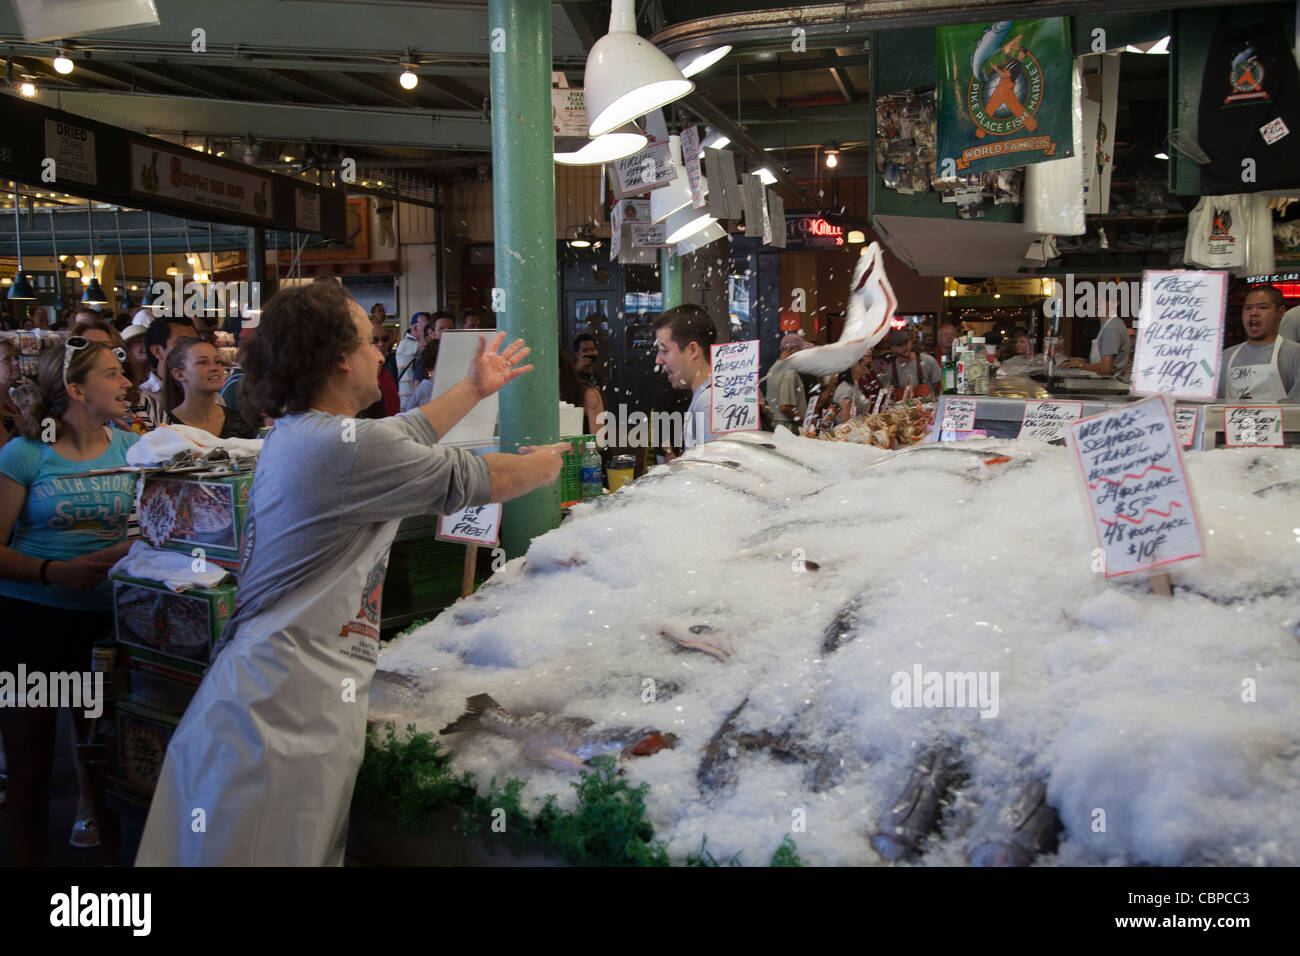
[{"xmin": 371, "ymin": 429, "xmax": 1300, "ymax": 866}]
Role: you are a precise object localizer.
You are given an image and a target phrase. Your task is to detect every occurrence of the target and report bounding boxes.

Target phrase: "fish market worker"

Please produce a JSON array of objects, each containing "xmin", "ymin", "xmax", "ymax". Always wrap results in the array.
[
  {"xmin": 136, "ymin": 282, "xmax": 567, "ymax": 866},
  {"xmin": 1060, "ymin": 297, "xmax": 1131, "ymax": 381},
  {"xmin": 654, "ymin": 304, "xmax": 725, "ymax": 456},
  {"xmin": 1217, "ymin": 284, "xmax": 1300, "ymax": 402}
]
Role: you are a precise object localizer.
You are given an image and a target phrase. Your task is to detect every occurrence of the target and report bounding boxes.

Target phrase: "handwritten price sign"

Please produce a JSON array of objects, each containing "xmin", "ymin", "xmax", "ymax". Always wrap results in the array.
[
  {"xmin": 940, "ymin": 398, "xmax": 978, "ymax": 432},
  {"xmin": 710, "ymin": 340, "xmax": 760, "ymax": 434},
  {"xmin": 1173, "ymin": 405, "xmax": 1200, "ymax": 448},
  {"xmin": 1224, "ymin": 405, "xmax": 1284, "ymax": 447},
  {"xmin": 1018, "ymin": 400, "xmax": 1082, "ymax": 443},
  {"xmin": 1132, "ymin": 270, "xmax": 1227, "ymax": 399},
  {"xmin": 1068, "ymin": 396, "xmax": 1203, "ymax": 579},
  {"xmin": 437, "ymin": 503, "xmax": 502, "ymax": 546}
]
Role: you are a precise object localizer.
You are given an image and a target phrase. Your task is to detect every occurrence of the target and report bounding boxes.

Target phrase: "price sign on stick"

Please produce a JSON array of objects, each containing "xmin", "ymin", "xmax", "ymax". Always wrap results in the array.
[
  {"xmin": 1068, "ymin": 396, "xmax": 1204, "ymax": 580},
  {"xmin": 1223, "ymin": 405, "xmax": 1284, "ymax": 447},
  {"xmin": 1173, "ymin": 405, "xmax": 1200, "ymax": 448},
  {"xmin": 1018, "ymin": 400, "xmax": 1083, "ymax": 442},
  {"xmin": 437, "ymin": 503, "xmax": 502, "ymax": 546},
  {"xmin": 709, "ymin": 340, "xmax": 760, "ymax": 433},
  {"xmin": 940, "ymin": 398, "xmax": 978, "ymax": 431},
  {"xmin": 1131, "ymin": 270, "xmax": 1227, "ymax": 399}
]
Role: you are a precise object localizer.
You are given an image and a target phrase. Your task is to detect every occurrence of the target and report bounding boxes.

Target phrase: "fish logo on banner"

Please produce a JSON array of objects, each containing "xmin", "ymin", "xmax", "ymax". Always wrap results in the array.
[
  {"xmin": 1226, "ymin": 46, "xmax": 1268, "ymax": 104},
  {"xmin": 938, "ymin": 17, "xmax": 1073, "ymax": 174}
]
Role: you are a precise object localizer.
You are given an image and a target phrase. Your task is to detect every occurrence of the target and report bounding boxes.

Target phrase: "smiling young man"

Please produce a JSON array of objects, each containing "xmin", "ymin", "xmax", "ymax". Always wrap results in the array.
[
  {"xmin": 653, "ymin": 304, "xmax": 724, "ymax": 453},
  {"xmin": 136, "ymin": 282, "xmax": 567, "ymax": 866},
  {"xmin": 1218, "ymin": 284, "xmax": 1300, "ymax": 402}
]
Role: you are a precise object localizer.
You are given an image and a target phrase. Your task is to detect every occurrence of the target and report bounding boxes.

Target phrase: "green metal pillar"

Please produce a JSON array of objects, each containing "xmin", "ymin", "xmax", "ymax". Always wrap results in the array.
[
  {"xmin": 490, "ymin": 0, "xmax": 559, "ymax": 558},
  {"xmin": 660, "ymin": 247, "xmax": 683, "ymax": 309}
]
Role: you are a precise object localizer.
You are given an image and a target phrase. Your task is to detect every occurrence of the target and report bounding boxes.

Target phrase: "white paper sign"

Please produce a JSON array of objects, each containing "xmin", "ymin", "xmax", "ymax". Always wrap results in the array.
[
  {"xmin": 294, "ymin": 188, "xmax": 321, "ymax": 233},
  {"xmin": 630, "ymin": 223, "xmax": 667, "ymax": 247},
  {"xmin": 44, "ymin": 119, "xmax": 97, "ymax": 186},
  {"xmin": 710, "ymin": 340, "xmax": 760, "ymax": 433},
  {"xmin": 1173, "ymin": 405, "xmax": 1199, "ymax": 448},
  {"xmin": 431, "ymin": 330, "xmax": 498, "ymax": 445},
  {"xmin": 552, "ymin": 88, "xmax": 587, "ymax": 137},
  {"xmin": 438, "ymin": 503, "xmax": 502, "ymax": 546},
  {"xmin": 613, "ymin": 142, "xmax": 674, "ymax": 197},
  {"xmin": 1223, "ymin": 405, "xmax": 1284, "ymax": 447},
  {"xmin": 1068, "ymin": 396, "xmax": 1204, "ymax": 579},
  {"xmin": 680, "ymin": 125, "xmax": 706, "ymax": 210},
  {"xmin": 1132, "ymin": 270, "xmax": 1227, "ymax": 399},
  {"xmin": 1018, "ymin": 400, "xmax": 1082, "ymax": 442},
  {"xmin": 940, "ymin": 398, "xmax": 978, "ymax": 431}
]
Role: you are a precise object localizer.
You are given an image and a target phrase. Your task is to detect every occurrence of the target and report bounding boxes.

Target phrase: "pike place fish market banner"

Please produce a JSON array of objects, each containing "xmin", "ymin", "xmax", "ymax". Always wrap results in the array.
[
  {"xmin": 130, "ymin": 140, "xmax": 274, "ymax": 221},
  {"xmin": 937, "ymin": 17, "xmax": 1074, "ymax": 175}
]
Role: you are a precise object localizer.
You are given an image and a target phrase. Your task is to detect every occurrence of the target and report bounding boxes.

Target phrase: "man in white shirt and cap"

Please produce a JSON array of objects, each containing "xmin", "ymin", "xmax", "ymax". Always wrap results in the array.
[
  {"xmin": 1218, "ymin": 284, "xmax": 1300, "ymax": 402},
  {"xmin": 764, "ymin": 333, "xmax": 814, "ymax": 431}
]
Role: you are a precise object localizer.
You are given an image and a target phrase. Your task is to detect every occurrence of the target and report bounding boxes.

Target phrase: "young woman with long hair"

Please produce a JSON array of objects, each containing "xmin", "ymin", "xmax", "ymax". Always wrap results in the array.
[
  {"xmin": 161, "ymin": 337, "xmax": 257, "ymax": 439},
  {"xmin": 0, "ymin": 340, "xmax": 142, "ymax": 863}
]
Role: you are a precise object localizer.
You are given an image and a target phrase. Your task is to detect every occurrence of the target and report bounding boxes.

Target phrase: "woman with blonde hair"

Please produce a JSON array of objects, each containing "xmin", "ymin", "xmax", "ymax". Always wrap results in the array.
[{"xmin": 0, "ymin": 339, "xmax": 142, "ymax": 863}]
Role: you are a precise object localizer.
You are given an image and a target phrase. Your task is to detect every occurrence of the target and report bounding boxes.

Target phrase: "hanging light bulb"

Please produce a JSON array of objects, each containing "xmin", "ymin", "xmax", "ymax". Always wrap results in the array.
[
  {"xmin": 53, "ymin": 51, "xmax": 74, "ymax": 74},
  {"xmin": 166, "ymin": 261, "xmax": 179, "ymax": 276},
  {"xmin": 400, "ymin": 65, "xmax": 418, "ymax": 90},
  {"xmin": 583, "ymin": 0, "xmax": 694, "ymax": 137},
  {"xmin": 20, "ymin": 81, "xmax": 36, "ymax": 97}
]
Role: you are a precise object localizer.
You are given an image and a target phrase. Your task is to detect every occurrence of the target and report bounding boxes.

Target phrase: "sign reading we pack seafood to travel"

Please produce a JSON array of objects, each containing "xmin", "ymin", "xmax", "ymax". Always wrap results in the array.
[{"xmin": 1068, "ymin": 396, "xmax": 1203, "ymax": 580}]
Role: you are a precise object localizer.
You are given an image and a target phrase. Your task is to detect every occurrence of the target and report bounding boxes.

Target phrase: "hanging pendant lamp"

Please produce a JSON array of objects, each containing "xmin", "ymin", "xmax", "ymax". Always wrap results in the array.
[
  {"xmin": 8, "ymin": 185, "xmax": 36, "ymax": 301},
  {"xmin": 651, "ymin": 135, "xmax": 704, "ymax": 223},
  {"xmin": 555, "ymin": 123, "xmax": 648, "ymax": 166},
  {"xmin": 81, "ymin": 199, "xmax": 107, "ymax": 305},
  {"xmin": 583, "ymin": 0, "xmax": 693, "ymax": 137}
]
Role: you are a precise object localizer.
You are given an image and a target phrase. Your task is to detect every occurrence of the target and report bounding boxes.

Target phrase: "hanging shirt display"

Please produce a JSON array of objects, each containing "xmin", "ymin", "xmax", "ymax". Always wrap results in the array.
[{"xmin": 1199, "ymin": 14, "xmax": 1300, "ymax": 195}]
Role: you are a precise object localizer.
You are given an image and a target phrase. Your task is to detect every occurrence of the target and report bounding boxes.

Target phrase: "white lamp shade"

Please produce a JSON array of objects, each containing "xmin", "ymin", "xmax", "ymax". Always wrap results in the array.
[
  {"xmin": 650, "ymin": 135, "xmax": 692, "ymax": 222},
  {"xmin": 674, "ymin": 221, "xmax": 726, "ymax": 256},
  {"xmin": 584, "ymin": 0, "xmax": 694, "ymax": 137},
  {"xmin": 674, "ymin": 45, "xmax": 732, "ymax": 78},
  {"xmin": 663, "ymin": 205, "xmax": 716, "ymax": 245},
  {"xmin": 555, "ymin": 127, "xmax": 648, "ymax": 165}
]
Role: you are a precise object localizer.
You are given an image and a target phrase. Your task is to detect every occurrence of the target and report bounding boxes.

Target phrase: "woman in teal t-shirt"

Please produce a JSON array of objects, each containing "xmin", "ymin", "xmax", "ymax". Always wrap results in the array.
[{"xmin": 0, "ymin": 339, "xmax": 140, "ymax": 865}]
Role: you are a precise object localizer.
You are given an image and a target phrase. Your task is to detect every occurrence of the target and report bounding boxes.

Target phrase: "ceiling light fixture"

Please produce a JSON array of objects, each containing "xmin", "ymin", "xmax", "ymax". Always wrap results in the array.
[
  {"xmin": 651, "ymin": 135, "xmax": 695, "ymax": 223},
  {"xmin": 20, "ymin": 80, "xmax": 36, "ymax": 97},
  {"xmin": 846, "ymin": 229, "xmax": 866, "ymax": 244},
  {"xmin": 824, "ymin": 144, "xmax": 841, "ymax": 170},
  {"xmin": 6, "ymin": 183, "xmax": 35, "ymax": 301},
  {"xmin": 53, "ymin": 50, "xmax": 74, "ymax": 74},
  {"xmin": 583, "ymin": 0, "xmax": 694, "ymax": 137},
  {"xmin": 674, "ymin": 45, "xmax": 732, "ymax": 79},
  {"xmin": 400, "ymin": 66, "xmax": 418, "ymax": 90},
  {"xmin": 554, "ymin": 124, "xmax": 648, "ymax": 165},
  {"xmin": 663, "ymin": 204, "xmax": 716, "ymax": 245}
]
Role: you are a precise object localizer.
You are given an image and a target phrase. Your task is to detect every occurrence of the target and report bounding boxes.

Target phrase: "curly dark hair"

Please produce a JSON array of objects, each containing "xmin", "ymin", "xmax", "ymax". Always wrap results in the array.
[{"xmin": 238, "ymin": 282, "xmax": 362, "ymax": 424}]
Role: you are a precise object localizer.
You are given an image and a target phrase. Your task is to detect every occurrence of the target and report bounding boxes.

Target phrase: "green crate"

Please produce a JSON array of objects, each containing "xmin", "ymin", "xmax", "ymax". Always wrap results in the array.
[
  {"xmin": 138, "ymin": 469, "xmax": 254, "ymax": 569},
  {"xmin": 112, "ymin": 572, "xmax": 237, "ymax": 667}
]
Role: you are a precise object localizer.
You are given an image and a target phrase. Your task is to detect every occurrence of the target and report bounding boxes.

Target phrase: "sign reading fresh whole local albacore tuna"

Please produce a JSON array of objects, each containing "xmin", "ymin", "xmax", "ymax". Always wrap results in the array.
[{"xmin": 937, "ymin": 17, "xmax": 1074, "ymax": 175}]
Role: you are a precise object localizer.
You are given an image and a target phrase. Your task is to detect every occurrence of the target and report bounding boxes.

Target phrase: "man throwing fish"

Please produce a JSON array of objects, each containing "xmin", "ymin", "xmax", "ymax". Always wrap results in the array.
[{"xmin": 136, "ymin": 282, "xmax": 567, "ymax": 866}]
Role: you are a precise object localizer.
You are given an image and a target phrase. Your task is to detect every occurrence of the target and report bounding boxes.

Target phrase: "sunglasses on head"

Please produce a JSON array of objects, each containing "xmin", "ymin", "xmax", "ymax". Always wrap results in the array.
[{"xmin": 63, "ymin": 336, "xmax": 127, "ymax": 388}]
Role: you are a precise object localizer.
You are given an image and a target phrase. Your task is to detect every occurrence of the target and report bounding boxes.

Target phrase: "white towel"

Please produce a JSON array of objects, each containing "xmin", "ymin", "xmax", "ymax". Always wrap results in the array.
[
  {"xmin": 126, "ymin": 423, "xmax": 262, "ymax": 467},
  {"xmin": 111, "ymin": 540, "xmax": 231, "ymax": 592}
]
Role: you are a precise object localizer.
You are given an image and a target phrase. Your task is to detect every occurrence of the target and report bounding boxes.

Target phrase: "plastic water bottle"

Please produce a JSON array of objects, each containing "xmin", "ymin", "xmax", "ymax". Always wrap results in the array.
[{"xmin": 580, "ymin": 441, "xmax": 602, "ymax": 500}]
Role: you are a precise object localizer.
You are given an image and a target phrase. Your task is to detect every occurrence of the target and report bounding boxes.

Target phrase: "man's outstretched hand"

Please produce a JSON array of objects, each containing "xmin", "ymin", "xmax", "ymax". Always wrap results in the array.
[{"xmin": 468, "ymin": 331, "xmax": 533, "ymax": 400}]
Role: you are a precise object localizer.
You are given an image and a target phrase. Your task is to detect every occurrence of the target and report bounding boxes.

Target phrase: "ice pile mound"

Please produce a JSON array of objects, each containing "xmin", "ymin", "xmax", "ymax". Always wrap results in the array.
[{"xmin": 375, "ymin": 429, "xmax": 1300, "ymax": 866}]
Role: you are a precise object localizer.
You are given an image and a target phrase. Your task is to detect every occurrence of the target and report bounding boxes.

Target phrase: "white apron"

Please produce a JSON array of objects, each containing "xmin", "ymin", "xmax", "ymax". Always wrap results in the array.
[
  {"xmin": 1090, "ymin": 317, "xmax": 1130, "ymax": 380},
  {"xmin": 1223, "ymin": 337, "xmax": 1286, "ymax": 402},
  {"xmin": 135, "ymin": 522, "xmax": 398, "ymax": 866}
]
